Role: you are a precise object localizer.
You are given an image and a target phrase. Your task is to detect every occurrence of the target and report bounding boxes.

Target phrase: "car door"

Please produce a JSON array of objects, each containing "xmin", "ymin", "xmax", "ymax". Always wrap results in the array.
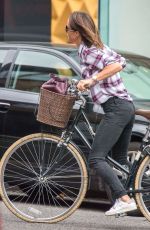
[
  {"xmin": 0, "ymin": 47, "xmax": 80, "ymax": 158},
  {"xmin": 0, "ymin": 48, "xmax": 18, "ymax": 157}
]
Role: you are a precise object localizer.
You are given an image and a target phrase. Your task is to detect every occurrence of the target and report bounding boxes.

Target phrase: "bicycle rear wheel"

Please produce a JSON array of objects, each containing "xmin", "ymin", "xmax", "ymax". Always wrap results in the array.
[
  {"xmin": 0, "ymin": 133, "xmax": 88, "ymax": 223},
  {"xmin": 135, "ymin": 145, "xmax": 150, "ymax": 222}
]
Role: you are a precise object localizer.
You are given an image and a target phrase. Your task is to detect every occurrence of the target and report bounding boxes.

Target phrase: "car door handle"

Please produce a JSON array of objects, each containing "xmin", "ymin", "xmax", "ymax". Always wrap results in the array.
[{"xmin": 0, "ymin": 102, "xmax": 11, "ymax": 113}]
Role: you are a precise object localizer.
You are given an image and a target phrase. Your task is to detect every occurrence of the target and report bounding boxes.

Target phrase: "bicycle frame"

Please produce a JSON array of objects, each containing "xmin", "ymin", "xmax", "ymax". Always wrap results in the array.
[{"xmin": 60, "ymin": 100, "xmax": 150, "ymax": 195}]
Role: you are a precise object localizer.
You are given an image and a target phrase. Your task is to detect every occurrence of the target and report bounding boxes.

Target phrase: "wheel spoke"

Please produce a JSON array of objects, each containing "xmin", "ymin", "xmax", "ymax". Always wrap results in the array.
[{"xmin": 0, "ymin": 133, "xmax": 87, "ymax": 223}]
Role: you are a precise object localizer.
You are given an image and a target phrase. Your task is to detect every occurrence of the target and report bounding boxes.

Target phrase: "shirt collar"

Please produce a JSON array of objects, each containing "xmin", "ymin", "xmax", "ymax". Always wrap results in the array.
[{"xmin": 78, "ymin": 42, "xmax": 85, "ymax": 55}]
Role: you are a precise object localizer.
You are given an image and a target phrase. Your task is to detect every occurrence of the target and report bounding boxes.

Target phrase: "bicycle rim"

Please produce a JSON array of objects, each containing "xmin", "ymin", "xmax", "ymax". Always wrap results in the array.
[
  {"xmin": 135, "ymin": 151, "xmax": 150, "ymax": 222},
  {"xmin": 0, "ymin": 133, "xmax": 88, "ymax": 223}
]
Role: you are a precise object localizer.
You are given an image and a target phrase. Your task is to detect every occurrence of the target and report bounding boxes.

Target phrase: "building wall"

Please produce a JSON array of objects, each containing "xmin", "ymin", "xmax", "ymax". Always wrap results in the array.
[
  {"xmin": 0, "ymin": 0, "xmax": 99, "ymax": 42},
  {"xmin": 1, "ymin": 0, "xmax": 51, "ymax": 41},
  {"xmin": 51, "ymin": 0, "xmax": 99, "ymax": 43},
  {"xmin": 109, "ymin": 0, "xmax": 150, "ymax": 57}
]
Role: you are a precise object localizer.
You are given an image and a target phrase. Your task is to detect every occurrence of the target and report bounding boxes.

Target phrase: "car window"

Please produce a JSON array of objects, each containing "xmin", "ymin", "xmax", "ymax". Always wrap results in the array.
[
  {"xmin": 0, "ymin": 50, "xmax": 8, "ymax": 70},
  {"xmin": 8, "ymin": 50, "xmax": 79, "ymax": 93},
  {"xmin": 121, "ymin": 59, "xmax": 150, "ymax": 100}
]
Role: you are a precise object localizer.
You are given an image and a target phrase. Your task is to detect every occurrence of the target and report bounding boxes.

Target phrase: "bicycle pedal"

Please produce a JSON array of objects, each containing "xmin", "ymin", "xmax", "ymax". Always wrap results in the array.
[
  {"xmin": 56, "ymin": 192, "xmax": 65, "ymax": 200},
  {"xmin": 115, "ymin": 212, "xmax": 127, "ymax": 218}
]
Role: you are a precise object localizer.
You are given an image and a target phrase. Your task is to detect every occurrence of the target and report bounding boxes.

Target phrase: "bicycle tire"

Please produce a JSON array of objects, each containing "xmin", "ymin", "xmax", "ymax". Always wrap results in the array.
[
  {"xmin": 0, "ymin": 133, "xmax": 88, "ymax": 223},
  {"xmin": 135, "ymin": 148, "xmax": 150, "ymax": 222}
]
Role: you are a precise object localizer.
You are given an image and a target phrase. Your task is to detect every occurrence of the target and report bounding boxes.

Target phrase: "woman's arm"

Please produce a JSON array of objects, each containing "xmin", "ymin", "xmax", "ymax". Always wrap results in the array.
[
  {"xmin": 77, "ymin": 62, "xmax": 123, "ymax": 91},
  {"xmin": 93, "ymin": 62, "xmax": 122, "ymax": 81}
]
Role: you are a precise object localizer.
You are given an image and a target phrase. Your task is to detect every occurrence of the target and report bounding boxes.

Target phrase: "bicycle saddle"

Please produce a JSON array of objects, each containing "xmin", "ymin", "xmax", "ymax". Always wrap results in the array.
[{"xmin": 135, "ymin": 109, "xmax": 150, "ymax": 120}]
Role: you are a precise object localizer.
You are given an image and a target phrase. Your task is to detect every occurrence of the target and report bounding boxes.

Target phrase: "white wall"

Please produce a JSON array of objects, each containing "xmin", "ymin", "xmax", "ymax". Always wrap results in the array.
[{"xmin": 109, "ymin": 0, "xmax": 150, "ymax": 57}]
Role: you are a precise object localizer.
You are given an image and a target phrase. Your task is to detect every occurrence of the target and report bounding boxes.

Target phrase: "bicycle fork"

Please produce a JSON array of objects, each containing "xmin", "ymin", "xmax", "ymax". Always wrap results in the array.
[
  {"xmin": 125, "ymin": 150, "xmax": 142, "ymax": 193},
  {"xmin": 127, "ymin": 149, "xmax": 150, "ymax": 195}
]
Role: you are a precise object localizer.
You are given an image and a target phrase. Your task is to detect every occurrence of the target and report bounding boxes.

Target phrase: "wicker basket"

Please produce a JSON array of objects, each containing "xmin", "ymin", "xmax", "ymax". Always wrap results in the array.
[{"xmin": 37, "ymin": 88, "xmax": 76, "ymax": 128}]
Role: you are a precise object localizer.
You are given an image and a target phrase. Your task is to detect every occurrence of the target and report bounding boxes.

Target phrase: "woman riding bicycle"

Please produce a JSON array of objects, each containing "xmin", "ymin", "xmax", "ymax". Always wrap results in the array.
[{"xmin": 65, "ymin": 11, "xmax": 137, "ymax": 216}]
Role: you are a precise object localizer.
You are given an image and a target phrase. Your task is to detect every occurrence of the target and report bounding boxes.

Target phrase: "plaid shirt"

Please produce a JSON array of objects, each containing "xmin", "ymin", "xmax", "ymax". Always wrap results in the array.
[{"xmin": 78, "ymin": 43, "xmax": 132, "ymax": 104}]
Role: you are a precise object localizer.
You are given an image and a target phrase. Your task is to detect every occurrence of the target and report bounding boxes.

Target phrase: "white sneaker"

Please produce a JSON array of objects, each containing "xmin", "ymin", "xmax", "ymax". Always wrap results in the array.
[{"xmin": 105, "ymin": 198, "xmax": 137, "ymax": 216}]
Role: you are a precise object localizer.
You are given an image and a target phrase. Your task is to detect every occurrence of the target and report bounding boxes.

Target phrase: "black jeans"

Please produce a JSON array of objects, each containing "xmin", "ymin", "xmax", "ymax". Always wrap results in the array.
[{"xmin": 88, "ymin": 97, "xmax": 135, "ymax": 199}]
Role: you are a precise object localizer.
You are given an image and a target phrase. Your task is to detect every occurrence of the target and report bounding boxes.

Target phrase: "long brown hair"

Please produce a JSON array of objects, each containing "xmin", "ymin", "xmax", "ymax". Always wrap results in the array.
[{"xmin": 68, "ymin": 11, "xmax": 104, "ymax": 49}]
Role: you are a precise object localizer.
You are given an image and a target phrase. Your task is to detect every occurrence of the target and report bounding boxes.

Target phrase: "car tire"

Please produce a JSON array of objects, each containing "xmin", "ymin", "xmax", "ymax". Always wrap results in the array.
[
  {"xmin": 105, "ymin": 141, "xmax": 141, "ymax": 204},
  {"xmin": 128, "ymin": 141, "xmax": 141, "ymax": 164},
  {"xmin": 105, "ymin": 141, "xmax": 143, "ymax": 216},
  {"xmin": 127, "ymin": 141, "xmax": 143, "ymax": 216}
]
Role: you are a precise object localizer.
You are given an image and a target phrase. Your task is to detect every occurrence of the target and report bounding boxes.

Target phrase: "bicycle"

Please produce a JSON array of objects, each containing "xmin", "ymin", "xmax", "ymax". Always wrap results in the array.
[{"xmin": 0, "ymin": 81, "xmax": 150, "ymax": 224}]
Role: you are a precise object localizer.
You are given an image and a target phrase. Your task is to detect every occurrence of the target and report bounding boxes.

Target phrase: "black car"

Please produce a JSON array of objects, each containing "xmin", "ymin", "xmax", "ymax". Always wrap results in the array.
[{"xmin": 0, "ymin": 42, "xmax": 150, "ymax": 199}]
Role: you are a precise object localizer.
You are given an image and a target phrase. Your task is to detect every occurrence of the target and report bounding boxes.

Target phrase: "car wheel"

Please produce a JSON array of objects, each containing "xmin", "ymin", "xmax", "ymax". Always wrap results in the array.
[
  {"xmin": 127, "ymin": 141, "xmax": 143, "ymax": 216},
  {"xmin": 105, "ymin": 141, "xmax": 141, "ymax": 204},
  {"xmin": 128, "ymin": 141, "xmax": 141, "ymax": 164}
]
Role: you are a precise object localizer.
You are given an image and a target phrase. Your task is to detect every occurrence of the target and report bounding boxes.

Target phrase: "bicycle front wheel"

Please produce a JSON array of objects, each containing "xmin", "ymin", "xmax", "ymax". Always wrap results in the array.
[
  {"xmin": 135, "ymin": 145, "xmax": 150, "ymax": 222},
  {"xmin": 0, "ymin": 133, "xmax": 88, "ymax": 223}
]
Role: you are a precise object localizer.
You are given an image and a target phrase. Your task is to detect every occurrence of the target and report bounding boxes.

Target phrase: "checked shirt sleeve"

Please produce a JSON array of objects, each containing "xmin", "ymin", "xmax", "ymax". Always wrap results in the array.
[
  {"xmin": 105, "ymin": 49, "xmax": 126, "ymax": 68},
  {"xmin": 83, "ymin": 46, "xmax": 126, "ymax": 72}
]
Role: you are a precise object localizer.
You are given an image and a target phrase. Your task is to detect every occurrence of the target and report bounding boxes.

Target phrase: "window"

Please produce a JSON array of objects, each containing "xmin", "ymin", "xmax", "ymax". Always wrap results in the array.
[
  {"xmin": 3, "ymin": 0, "xmax": 50, "ymax": 41},
  {"xmin": 0, "ymin": 49, "xmax": 8, "ymax": 87},
  {"xmin": 121, "ymin": 59, "xmax": 150, "ymax": 100},
  {"xmin": 8, "ymin": 50, "xmax": 78, "ymax": 93},
  {"xmin": 0, "ymin": 49, "xmax": 7, "ymax": 70}
]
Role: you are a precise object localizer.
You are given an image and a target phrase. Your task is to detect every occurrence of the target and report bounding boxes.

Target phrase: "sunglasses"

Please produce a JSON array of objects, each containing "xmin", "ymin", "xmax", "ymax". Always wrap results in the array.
[{"xmin": 65, "ymin": 25, "xmax": 75, "ymax": 32}]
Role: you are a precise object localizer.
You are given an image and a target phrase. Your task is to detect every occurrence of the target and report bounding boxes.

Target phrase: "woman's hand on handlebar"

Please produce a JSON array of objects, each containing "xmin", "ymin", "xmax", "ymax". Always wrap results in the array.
[{"xmin": 77, "ymin": 78, "xmax": 95, "ymax": 91}]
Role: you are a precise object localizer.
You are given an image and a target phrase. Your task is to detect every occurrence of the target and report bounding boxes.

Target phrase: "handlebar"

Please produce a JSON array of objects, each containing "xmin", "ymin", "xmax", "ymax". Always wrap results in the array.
[{"xmin": 68, "ymin": 79, "xmax": 87, "ymax": 107}]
